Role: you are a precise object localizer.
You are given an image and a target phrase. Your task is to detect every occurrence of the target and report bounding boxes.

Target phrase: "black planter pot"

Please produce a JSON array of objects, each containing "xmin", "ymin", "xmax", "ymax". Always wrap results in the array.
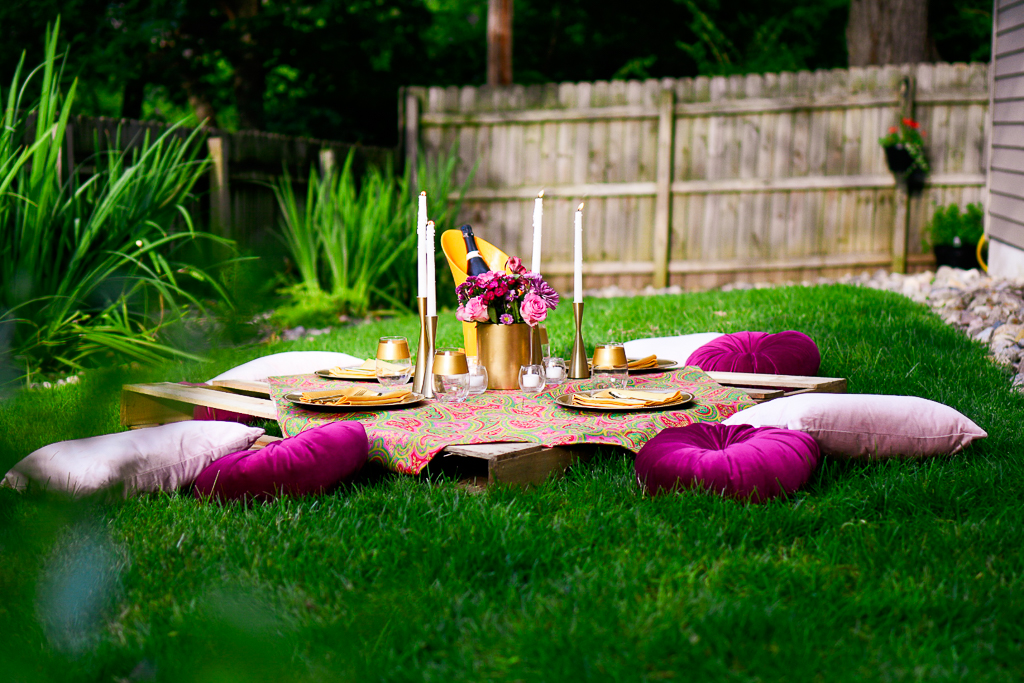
[
  {"xmin": 884, "ymin": 144, "xmax": 914, "ymax": 173},
  {"xmin": 934, "ymin": 244, "xmax": 980, "ymax": 270}
]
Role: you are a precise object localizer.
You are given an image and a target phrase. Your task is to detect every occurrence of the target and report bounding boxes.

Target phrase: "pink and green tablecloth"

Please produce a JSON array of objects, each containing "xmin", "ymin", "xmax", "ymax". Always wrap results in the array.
[{"xmin": 269, "ymin": 366, "xmax": 755, "ymax": 475}]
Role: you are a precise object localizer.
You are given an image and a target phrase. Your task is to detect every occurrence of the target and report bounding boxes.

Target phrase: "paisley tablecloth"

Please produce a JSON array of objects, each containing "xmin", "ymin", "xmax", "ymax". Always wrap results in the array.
[{"xmin": 269, "ymin": 366, "xmax": 754, "ymax": 475}]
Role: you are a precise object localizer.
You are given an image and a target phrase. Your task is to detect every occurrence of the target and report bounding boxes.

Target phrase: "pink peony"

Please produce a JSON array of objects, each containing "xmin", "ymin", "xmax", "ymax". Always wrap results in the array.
[
  {"xmin": 520, "ymin": 292, "xmax": 548, "ymax": 326},
  {"xmin": 456, "ymin": 296, "xmax": 490, "ymax": 323}
]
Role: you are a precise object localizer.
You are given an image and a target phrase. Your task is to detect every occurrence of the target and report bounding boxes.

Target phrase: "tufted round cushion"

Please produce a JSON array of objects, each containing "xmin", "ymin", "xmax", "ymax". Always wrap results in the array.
[
  {"xmin": 193, "ymin": 421, "xmax": 369, "ymax": 502},
  {"xmin": 635, "ymin": 423, "xmax": 820, "ymax": 502},
  {"xmin": 685, "ymin": 331, "xmax": 820, "ymax": 376}
]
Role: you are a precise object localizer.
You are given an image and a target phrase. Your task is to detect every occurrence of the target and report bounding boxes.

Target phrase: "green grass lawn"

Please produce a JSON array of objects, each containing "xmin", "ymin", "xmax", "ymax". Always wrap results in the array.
[{"xmin": 3, "ymin": 284, "xmax": 1024, "ymax": 682}]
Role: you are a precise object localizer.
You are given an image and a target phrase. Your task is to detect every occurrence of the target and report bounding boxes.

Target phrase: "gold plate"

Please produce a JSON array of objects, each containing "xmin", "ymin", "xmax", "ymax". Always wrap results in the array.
[
  {"xmin": 628, "ymin": 358, "xmax": 680, "ymax": 373},
  {"xmin": 315, "ymin": 368, "xmax": 377, "ymax": 381},
  {"xmin": 553, "ymin": 389, "xmax": 694, "ymax": 412},
  {"xmin": 587, "ymin": 359, "xmax": 680, "ymax": 373},
  {"xmin": 285, "ymin": 391, "xmax": 424, "ymax": 412}
]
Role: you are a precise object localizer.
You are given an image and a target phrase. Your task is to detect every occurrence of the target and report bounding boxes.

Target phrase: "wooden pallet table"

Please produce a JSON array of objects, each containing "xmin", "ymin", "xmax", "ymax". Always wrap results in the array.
[{"xmin": 120, "ymin": 371, "xmax": 847, "ymax": 487}]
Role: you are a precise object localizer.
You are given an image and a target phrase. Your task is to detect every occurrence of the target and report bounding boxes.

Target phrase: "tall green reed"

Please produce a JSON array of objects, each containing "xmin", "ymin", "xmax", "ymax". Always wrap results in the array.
[
  {"xmin": 270, "ymin": 145, "xmax": 471, "ymax": 324},
  {"xmin": 0, "ymin": 21, "xmax": 230, "ymax": 382}
]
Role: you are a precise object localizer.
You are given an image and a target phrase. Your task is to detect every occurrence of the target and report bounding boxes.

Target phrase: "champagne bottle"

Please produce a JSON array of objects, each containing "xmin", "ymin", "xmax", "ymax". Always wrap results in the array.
[{"xmin": 459, "ymin": 224, "xmax": 490, "ymax": 276}]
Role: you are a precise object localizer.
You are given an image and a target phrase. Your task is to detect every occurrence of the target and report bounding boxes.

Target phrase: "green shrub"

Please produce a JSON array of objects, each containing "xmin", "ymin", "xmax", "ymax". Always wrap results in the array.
[
  {"xmin": 0, "ymin": 22, "xmax": 230, "ymax": 383},
  {"xmin": 923, "ymin": 202, "xmax": 984, "ymax": 248}
]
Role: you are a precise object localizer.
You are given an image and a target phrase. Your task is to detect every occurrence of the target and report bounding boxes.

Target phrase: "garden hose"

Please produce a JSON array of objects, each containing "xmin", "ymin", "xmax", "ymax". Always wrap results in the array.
[{"xmin": 977, "ymin": 233, "xmax": 988, "ymax": 273}]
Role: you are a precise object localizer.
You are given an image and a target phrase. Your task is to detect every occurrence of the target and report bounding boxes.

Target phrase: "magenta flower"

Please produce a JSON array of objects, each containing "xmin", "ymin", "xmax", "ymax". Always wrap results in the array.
[
  {"xmin": 499, "ymin": 313, "xmax": 514, "ymax": 325},
  {"xmin": 506, "ymin": 256, "xmax": 527, "ymax": 274}
]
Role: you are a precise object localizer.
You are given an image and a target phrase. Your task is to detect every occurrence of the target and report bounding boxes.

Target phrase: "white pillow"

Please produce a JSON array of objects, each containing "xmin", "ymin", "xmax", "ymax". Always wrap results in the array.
[
  {"xmin": 207, "ymin": 351, "xmax": 363, "ymax": 383},
  {"xmin": 623, "ymin": 333, "xmax": 724, "ymax": 364},
  {"xmin": 3, "ymin": 422, "xmax": 264, "ymax": 498},
  {"xmin": 723, "ymin": 393, "xmax": 987, "ymax": 459}
]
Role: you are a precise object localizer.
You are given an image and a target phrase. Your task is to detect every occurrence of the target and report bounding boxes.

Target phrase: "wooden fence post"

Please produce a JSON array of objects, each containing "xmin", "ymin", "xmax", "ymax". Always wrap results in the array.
[
  {"xmin": 319, "ymin": 147, "xmax": 336, "ymax": 177},
  {"xmin": 891, "ymin": 75, "xmax": 916, "ymax": 274},
  {"xmin": 652, "ymin": 87, "xmax": 676, "ymax": 289},
  {"xmin": 405, "ymin": 90, "xmax": 420, "ymax": 192},
  {"xmin": 207, "ymin": 136, "xmax": 231, "ymax": 238}
]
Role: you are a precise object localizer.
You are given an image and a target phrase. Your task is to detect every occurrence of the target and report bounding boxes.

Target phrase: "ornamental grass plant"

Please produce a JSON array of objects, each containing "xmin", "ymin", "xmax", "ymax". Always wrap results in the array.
[
  {"xmin": 2, "ymin": 284, "xmax": 1023, "ymax": 681},
  {"xmin": 270, "ymin": 146, "xmax": 471, "ymax": 327},
  {"xmin": 0, "ymin": 22, "xmax": 229, "ymax": 384}
]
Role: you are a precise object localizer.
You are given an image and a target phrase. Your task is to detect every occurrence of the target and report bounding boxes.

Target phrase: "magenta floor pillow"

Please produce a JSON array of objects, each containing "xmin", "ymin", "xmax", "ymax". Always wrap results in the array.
[
  {"xmin": 193, "ymin": 421, "xmax": 369, "ymax": 502},
  {"xmin": 193, "ymin": 405, "xmax": 257, "ymax": 423},
  {"xmin": 635, "ymin": 423, "xmax": 820, "ymax": 502},
  {"xmin": 685, "ymin": 331, "xmax": 820, "ymax": 376}
]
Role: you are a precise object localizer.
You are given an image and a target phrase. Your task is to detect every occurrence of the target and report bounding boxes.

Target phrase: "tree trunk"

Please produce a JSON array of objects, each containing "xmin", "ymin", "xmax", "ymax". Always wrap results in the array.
[
  {"xmin": 219, "ymin": 0, "xmax": 266, "ymax": 130},
  {"xmin": 487, "ymin": 0, "xmax": 513, "ymax": 86},
  {"xmin": 121, "ymin": 77, "xmax": 146, "ymax": 120},
  {"xmin": 847, "ymin": 0, "xmax": 930, "ymax": 66}
]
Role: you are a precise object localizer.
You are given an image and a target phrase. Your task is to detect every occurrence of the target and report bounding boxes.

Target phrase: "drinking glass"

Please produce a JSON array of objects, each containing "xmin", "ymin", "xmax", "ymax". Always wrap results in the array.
[
  {"xmin": 466, "ymin": 356, "xmax": 489, "ymax": 395},
  {"xmin": 544, "ymin": 357, "xmax": 567, "ymax": 387},
  {"xmin": 432, "ymin": 348, "xmax": 470, "ymax": 403},
  {"xmin": 592, "ymin": 342, "xmax": 629, "ymax": 389},
  {"xmin": 518, "ymin": 364, "xmax": 546, "ymax": 395},
  {"xmin": 375, "ymin": 336, "xmax": 412, "ymax": 387},
  {"xmin": 440, "ymin": 374, "xmax": 471, "ymax": 403}
]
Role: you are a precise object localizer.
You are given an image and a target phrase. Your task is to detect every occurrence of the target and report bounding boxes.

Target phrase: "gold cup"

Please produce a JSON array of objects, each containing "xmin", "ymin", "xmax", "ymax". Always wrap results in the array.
[
  {"xmin": 432, "ymin": 348, "xmax": 470, "ymax": 376},
  {"xmin": 592, "ymin": 343, "xmax": 628, "ymax": 369},
  {"xmin": 377, "ymin": 336, "xmax": 411, "ymax": 360}
]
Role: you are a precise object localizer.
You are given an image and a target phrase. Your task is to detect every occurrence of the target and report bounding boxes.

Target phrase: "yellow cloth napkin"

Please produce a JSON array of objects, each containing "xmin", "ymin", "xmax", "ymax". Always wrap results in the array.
[
  {"xmin": 301, "ymin": 386, "xmax": 411, "ymax": 406},
  {"xmin": 327, "ymin": 359, "xmax": 406, "ymax": 377},
  {"xmin": 573, "ymin": 388, "xmax": 683, "ymax": 408},
  {"xmin": 627, "ymin": 354, "xmax": 658, "ymax": 370}
]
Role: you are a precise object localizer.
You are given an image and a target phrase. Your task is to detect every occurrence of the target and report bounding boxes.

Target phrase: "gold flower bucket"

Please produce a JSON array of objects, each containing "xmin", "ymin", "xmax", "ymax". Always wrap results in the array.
[{"xmin": 476, "ymin": 323, "xmax": 543, "ymax": 389}]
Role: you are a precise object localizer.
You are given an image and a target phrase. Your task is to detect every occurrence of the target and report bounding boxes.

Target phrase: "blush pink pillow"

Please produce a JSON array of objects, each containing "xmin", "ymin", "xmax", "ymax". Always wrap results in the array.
[
  {"xmin": 193, "ymin": 421, "xmax": 369, "ymax": 502},
  {"xmin": 686, "ymin": 331, "xmax": 820, "ymax": 376},
  {"xmin": 635, "ymin": 423, "xmax": 819, "ymax": 502},
  {"xmin": 722, "ymin": 393, "xmax": 987, "ymax": 459},
  {"xmin": 3, "ymin": 422, "xmax": 265, "ymax": 499}
]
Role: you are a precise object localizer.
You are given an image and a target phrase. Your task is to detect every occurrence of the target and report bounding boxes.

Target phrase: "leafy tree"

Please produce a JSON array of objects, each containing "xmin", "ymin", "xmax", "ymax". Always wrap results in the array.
[{"xmin": 0, "ymin": 0, "xmax": 994, "ymax": 146}]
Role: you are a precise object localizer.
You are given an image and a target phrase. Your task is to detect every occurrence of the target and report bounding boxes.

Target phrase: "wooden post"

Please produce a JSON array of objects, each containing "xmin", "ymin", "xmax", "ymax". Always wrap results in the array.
[
  {"xmin": 63, "ymin": 120, "xmax": 75, "ymax": 183},
  {"xmin": 487, "ymin": 0, "xmax": 513, "ymax": 86},
  {"xmin": 319, "ymin": 147, "xmax": 336, "ymax": 178},
  {"xmin": 891, "ymin": 75, "xmax": 915, "ymax": 274},
  {"xmin": 405, "ymin": 90, "xmax": 420, "ymax": 191},
  {"xmin": 207, "ymin": 136, "xmax": 231, "ymax": 238},
  {"xmin": 652, "ymin": 88, "xmax": 676, "ymax": 288}
]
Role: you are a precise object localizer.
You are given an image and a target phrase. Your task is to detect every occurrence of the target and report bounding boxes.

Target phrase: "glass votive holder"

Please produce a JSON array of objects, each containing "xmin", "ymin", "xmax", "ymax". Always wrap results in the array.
[
  {"xmin": 518, "ymin": 364, "xmax": 546, "ymax": 395},
  {"xmin": 592, "ymin": 342, "xmax": 629, "ymax": 389},
  {"xmin": 375, "ymin": 336, "xmax": 412, "ymax": 387},
  {"xmin": 466, "ymin": 356, "xmax": 488, "ymax": 395},
  {"xmin": 432, "ymin": 348, "xmax": 470, "ymax": 403},
  {"xmin": 544, "ymin": 357, "xmax": 567, "ymax": 387}
]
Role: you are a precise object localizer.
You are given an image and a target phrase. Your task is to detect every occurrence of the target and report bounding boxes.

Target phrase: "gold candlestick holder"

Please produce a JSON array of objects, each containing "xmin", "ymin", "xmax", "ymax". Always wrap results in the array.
[
  {"xmin": 569, "ymin": 301, "xmax": 590, "ymax": 379},
  {"xmin": 412, "ymin": 298, "xmax": 438, "ymax": 397}
]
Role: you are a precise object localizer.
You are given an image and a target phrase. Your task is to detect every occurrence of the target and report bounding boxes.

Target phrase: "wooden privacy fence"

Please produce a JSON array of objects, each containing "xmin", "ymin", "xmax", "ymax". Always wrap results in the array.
[
  {"xmin": 402, "ymin": 62, "xmax": 989, "ymax": 292},
  {"xmin": 59, "ymin": 115, "xmax": 393, "ymax": 252}
]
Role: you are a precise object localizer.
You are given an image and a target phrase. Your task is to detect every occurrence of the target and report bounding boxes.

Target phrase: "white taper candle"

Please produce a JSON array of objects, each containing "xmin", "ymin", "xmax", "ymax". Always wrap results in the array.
[
  {"xmin": 426, "ymin": 220, "xmax": 437, "ymax": 316},
  {"xmin": 574, "ymin": 202, "xmax": 584, "ymax": 303},
  {"xmin": 531, "ymin": 190, "xmax": 544, "ymax": 274},
  {"xmin": 417, "ymin": 191, "xmax": 427, "ymax": 298}
]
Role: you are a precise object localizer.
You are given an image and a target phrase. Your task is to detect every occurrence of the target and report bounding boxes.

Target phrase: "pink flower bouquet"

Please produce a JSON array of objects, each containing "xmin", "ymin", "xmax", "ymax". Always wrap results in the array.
[{"xmin": 455, "ymin": 260, "xmax": 559, "ymax": 327}]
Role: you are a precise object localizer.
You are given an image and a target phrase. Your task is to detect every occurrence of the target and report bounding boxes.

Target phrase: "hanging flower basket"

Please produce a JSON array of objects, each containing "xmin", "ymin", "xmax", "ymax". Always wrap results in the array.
[{"xmin": 879, "ymin": 119, "xmax": 930, "ymax": 179}]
